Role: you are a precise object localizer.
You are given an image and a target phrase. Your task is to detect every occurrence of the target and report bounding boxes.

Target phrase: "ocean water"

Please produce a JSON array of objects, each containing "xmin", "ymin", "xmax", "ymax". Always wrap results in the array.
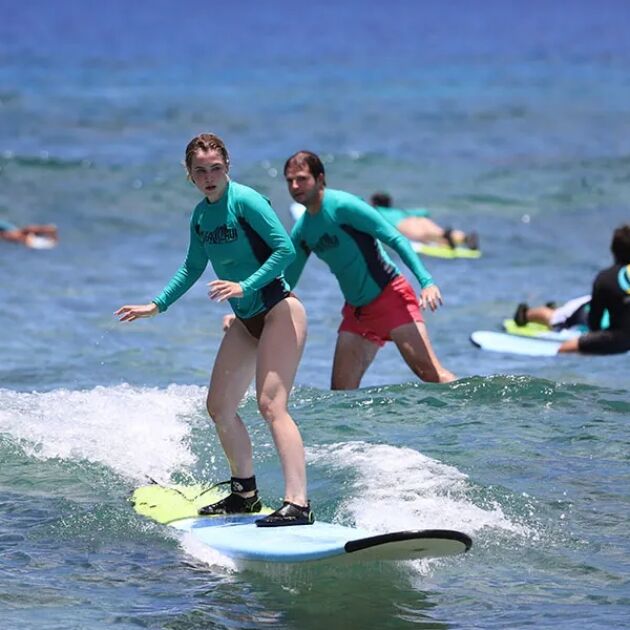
[{"xmin": 1, "ymin": 1, "xmax": 629, "ymax": 628}]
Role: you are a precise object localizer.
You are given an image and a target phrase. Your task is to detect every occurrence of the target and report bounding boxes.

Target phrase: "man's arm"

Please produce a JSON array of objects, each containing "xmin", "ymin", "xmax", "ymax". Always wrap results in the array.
[{"xmin": 339, "ymin": 200, "xmax": 435, "ymax": 288}]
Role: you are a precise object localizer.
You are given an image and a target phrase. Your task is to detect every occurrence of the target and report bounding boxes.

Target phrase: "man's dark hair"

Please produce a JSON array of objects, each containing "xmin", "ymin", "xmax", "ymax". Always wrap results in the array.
[
  {"xmin": 284, "ymin": 151, "xmax": 326, "ymax": 183},
  {"xmin": 611, "ymin": 224, "xmax": 630, "ymax": 264},
  {"xmin": 370, "ymin": 192, "xmax": 392, "ymax": 207}
]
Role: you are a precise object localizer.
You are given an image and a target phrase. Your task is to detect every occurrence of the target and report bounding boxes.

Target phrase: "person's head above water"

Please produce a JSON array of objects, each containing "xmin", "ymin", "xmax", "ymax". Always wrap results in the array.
[
  {"xmin": 284, "ymin": 151, "xmax": 326, "ymax": 183},
  {"xmin": 284, "ymin": 151, "xmax": 326, "ymax": 206},
  {"xmin": 185, "ymin": 133, "xmax": 230, "ymax": 203},
  {"xmin": 370, "ymin": 192, "xmax": 392, "ymax": 208},
  {"xmin": 611, "ymin": 224, "xmax": 630, "ymax": 265}
]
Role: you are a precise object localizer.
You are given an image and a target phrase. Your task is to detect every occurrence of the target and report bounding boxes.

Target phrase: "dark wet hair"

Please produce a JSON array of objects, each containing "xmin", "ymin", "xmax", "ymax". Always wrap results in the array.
[
  {"xmin": 611, "ymin": 224, "xmax": 630, "ymax": 264},
  {"xmin": 185, "ymin": 133, "xmax": 230, "ymax": 173},
  {"xmin": 284, "ymin": 151, "xmax": 326, "ymax": 184},
  {"xmin": 370, "ymin": 192, "xmax": 392, "ymax": 207}
]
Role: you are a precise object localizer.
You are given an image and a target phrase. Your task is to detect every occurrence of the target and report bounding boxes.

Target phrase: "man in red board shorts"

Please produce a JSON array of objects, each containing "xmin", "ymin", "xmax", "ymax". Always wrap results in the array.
[
  {"xmin": 284, "ymin": 151, "xmax": 456, "ymax": 389},
  {"xmin": 339, "ymin": 275, "xmax": 424, "ymax": 346}
]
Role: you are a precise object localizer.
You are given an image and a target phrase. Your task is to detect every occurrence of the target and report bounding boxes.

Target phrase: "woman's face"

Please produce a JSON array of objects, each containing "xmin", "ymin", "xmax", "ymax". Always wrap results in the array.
[{"xmin": 189, "ymin": 148, "xmax": 229, "ymax": 202}]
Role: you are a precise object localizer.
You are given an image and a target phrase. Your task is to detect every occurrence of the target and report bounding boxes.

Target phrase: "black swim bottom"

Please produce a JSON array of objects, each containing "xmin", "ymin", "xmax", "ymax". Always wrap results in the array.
[
  {"xmin": 578, "ymin": 330, "xmax": 630, "ymax": 355},
  {"xmin": 237, "ymin": 291, "xmax": 298, "ymax": 340}
]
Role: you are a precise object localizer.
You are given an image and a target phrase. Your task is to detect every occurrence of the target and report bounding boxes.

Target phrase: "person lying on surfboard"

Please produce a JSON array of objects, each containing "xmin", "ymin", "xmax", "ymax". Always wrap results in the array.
[
  {"xmin": 115, "ymin": 133, "xmax": 314, "ymax": 527},
  {"xmin": 283, "ymin": 151, "xmax": 456, "ymax": 389},
  {"xmin": 0, "ymin": 218, "xmax": 58, "ymax": 248},
  {"xmin": 513, "ymin": 295, "xmax": 592, "ymax": 330},
  {"xmin": 548, "ymin": 224, "xmax": 630, "ymax": 355},
  {"xmin": 369, "ymin": 192, "xmax": 479, "ymax": 251}
]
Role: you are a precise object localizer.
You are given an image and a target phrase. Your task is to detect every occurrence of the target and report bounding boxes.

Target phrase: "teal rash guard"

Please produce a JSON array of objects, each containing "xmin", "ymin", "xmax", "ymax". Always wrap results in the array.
[
  {"xmin": 373, "ymin": 205, "xmax": 431, "ymax": 227},
  {"xmin": 153, "ymin": 181, "xmax": 295, "ymax": 320},
  {"xmin": 0, "ymin": 218, "xmax": 18, "ymax": 231},
  {"xmin": 285, "ymin": 189, "xmax": 434, "ymax": 307}
]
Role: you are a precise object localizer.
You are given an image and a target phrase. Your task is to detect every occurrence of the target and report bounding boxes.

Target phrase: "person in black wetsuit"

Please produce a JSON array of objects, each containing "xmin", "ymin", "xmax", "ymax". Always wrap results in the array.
[
  {"xmin": 513, "ymin": 295, "xmax": 592, "ymax": 330},
  {"xmin": 559, "ymin": 224, "xmax": 630, "ymax": 355}
]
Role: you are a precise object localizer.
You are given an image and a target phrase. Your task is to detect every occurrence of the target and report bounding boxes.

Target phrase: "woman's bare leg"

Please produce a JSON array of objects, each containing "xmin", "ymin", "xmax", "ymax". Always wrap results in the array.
[
  {"xmin": 206, "ymin": 318, "xmax": 258, "ymax": 490},
  {"xmin": 256, "ymin": 297, "xmax": 308, "ymax": 505}
]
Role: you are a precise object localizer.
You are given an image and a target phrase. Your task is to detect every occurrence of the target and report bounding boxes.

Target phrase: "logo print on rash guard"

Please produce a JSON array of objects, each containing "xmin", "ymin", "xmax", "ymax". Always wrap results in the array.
[
  {"xmin": 313, "ymin": 233, "xmax": 339, "ymax": 254},
  {"xmin": 196, "ymin": 223, "xmax": 238, "ymax": 245}
]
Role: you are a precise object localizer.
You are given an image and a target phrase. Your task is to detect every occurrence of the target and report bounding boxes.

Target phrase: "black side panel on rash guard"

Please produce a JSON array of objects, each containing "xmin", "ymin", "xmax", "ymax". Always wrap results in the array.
[
  {"xmin": 238, "ymin": 216, "xmax": 289, "ymax": 311},
  {"xmin": 340, "ymin": 224, "xmax": 398, "ymax": 291}
]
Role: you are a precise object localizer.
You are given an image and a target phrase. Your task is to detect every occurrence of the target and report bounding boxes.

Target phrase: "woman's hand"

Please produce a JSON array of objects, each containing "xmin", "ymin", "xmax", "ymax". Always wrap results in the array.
[
  {"xmin": 114, "ymin": 303, "xmax": 159, "ymax": 322},
  {"xmin": 208, "ymin": 280, "xmax": 243, "ymax": 302},
  {"xmin": 419, "ymin": 285, "xmax": 443, "ymax": 312},
  {"xmin": 222, "ymin": 314, "xmax": 236, "ymax": 332}
]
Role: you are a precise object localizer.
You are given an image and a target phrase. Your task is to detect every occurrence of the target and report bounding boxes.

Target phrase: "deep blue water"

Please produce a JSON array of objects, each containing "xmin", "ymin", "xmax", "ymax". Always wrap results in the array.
[{"xmin": 1, "ymin": 2, "xmax": 629, "ymax": 628}]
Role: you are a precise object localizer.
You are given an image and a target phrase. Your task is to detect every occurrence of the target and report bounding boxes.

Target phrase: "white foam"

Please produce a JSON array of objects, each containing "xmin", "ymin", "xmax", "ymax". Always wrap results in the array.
[
  {"xmin": 0, "ymin": 384, "xmax": 203, "ymax": 482},
  {"xmin": 25, "ymin": 234, "xmax": 57, "ymax": 249},
  {"xmin": 179, "ymin": 531, "xmax": 238, "ymax": 572},
  {"xmin": 308, "ymin": 441, "xmax": 530, "ymax": 538}
]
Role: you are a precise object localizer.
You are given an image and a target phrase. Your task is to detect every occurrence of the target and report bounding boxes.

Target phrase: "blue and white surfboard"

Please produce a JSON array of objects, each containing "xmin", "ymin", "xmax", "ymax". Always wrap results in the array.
[{"xmin": 131, "ymin": 483, "xmax": 472, "ymax": 564}]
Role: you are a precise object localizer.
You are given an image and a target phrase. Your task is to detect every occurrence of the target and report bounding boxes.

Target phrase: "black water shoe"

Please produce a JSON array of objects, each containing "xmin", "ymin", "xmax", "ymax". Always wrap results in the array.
[
  {"xmin": 255, "ymin": 501, "xmax": 314, "ymax": 527},
  {"xmin": 198, "ymin": 492, "xmax": 262, "ymax": 516},
  {"xmin": 464, "ymin": 231, "xmax": 480, "ymax": 250},
  {"xmin": 443, "ymin": 228, "xmax": 457, "ymax": 249},
  {"xmin": 514, "ymin": 302, "xmax": 529, "ymax": 327}
]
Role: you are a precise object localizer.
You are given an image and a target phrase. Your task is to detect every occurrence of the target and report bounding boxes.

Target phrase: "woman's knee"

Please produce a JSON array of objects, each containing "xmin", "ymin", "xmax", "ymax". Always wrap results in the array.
[
  {"xmin": 206, "ymin": 397, "xmax": 233, "ymax": 424},
  {"xmin": 205, "ymin": 399, "xmax": 219, "ymax": 423},
  {"xmin": 256, "ymin": 394, "xmax": 286, "ymax": 424}
]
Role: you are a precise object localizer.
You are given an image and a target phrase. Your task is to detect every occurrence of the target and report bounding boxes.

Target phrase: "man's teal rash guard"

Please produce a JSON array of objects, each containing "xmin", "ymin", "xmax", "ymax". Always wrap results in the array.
[
  {"xmin": 153, "ymin": 181, "xmax": 295, "ymax": 319},
  {"xmin": 285, "ymin": 189, "xmax": 434, "ymax": 307}
]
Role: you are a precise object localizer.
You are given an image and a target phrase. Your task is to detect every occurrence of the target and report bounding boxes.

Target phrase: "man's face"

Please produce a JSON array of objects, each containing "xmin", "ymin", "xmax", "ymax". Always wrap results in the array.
[{"xmin": 285, "ymin": 163, "xmax": 322, "ymax": 205}]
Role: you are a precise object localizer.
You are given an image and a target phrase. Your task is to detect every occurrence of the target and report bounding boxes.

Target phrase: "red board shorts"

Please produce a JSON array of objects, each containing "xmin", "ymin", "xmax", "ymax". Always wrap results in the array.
[{"xmin": 338, "ymin": 275, "xmax": 424, "ymax": 347}]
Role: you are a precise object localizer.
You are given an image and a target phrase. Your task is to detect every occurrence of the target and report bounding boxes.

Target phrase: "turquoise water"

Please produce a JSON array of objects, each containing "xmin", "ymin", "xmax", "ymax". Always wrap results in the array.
[{"xmin": 1, "ymin": 1, "xmax": 629, "ymax": 628}]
